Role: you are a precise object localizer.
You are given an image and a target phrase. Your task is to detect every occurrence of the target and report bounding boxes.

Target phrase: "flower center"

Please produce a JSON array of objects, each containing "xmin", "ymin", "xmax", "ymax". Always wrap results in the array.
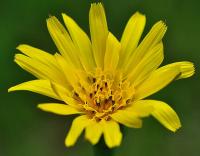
[{"xmin": 74, "ymin": 69, "xmax": 135, "ymax": 120}]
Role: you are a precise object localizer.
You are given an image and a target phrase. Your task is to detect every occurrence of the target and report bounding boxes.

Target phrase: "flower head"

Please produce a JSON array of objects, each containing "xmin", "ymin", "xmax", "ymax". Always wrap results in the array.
[{"xmin": 9, "ymin": 3, "xmax": 194, "ymax": 148}]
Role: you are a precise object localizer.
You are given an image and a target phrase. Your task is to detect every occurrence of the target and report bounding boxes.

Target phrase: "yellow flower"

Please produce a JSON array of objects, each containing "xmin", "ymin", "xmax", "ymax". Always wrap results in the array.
[{"xmin": 9, "ymin": 3, "xmax": 194, "ymax": 148}]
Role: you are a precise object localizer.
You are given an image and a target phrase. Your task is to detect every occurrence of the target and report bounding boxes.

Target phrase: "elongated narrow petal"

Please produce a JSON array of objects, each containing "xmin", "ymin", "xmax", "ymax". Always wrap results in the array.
[
  {"xmin": 65, "ymin": 115, "xmax": 90, "ymax": 147},
  {"xmin": 104, "ymin": 33, "xmax": 120, "ymax": 71},
  {"xmin": 85, "ymin": 120, "xmax": 103, "ymax": 145},
  {"xmin": 17, "ymin": 44, "xmax": 59, "ymax": 70},
  {"xmin": 38, "ymin": 103, "xmax": 82, "ymax": 115},
  {"xmin": 124, "ymin": 21, "xmax": 167, "ymax": 73},
  {"xmin": 145, "ymin": 100, "xmax": 181, "ymax": 132},
  {"xmin": 125, "ymin": 100, "xmax": 154, "ymax": 117},
  {"xmin": 51, "ymin": 82, "xmax": 82, "ymax": 109},
  {"xmin": 128, "ymin": 42, "xmax": 164, "ymax": 86},
  {"xmin": 47, "ymin": 16, "xmax": 82, "ymax": 69},
  {"xmin": 54, "ymin": 53, "xmax": 90, "ymax": 102},
  {"xmin": 89, "ymin": 3, "xmax": 108, "ymax": 68},
  {"xmin": 54, "ymin": 53, "xmax": 78, "ymax": 89},
  {"xmin": 164, "ymin": 61, "xmax": 195, "ymax": 79},
  {"xmin": 101, "ymin": 120, "xmax": 122, "ymax": 148},
  {"xmin": 111, "ymin": 110, "xmax": 143, "ymax": 128},
  {"xmin": 14, "ymin": 54, "xmax": 66, "ymax": 85},
  {"xmin": 62, "ymin": 14, "xmax": 96, "ymax": 72},
  {"xmin": 119, "ymin": 12, "xmax": 146, "ymax": 67},
  {"xmin": 135, "ymin": 61, "xmax": 195, "ymax": 100},
  {"xmin": 8, "ymin": 80, "xmax": 60, "ymax": 100}
]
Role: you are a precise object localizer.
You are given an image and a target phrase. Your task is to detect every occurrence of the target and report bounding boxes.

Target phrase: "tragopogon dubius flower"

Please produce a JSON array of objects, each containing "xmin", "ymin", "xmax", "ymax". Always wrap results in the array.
[{"xmin": 9, "ymin": 3, "xmax": 195, "ymax": 148}]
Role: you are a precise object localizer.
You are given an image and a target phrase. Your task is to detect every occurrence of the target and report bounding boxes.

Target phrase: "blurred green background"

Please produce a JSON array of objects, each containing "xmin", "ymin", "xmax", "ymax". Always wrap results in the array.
[{"xmin": 0, "ymin": 0, "xmax": 199, "ymax": 156}]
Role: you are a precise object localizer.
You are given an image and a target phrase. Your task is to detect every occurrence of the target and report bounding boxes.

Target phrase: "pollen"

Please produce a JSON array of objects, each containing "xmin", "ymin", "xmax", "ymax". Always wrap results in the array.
[{"xmin": 73, "ymin": 69, "xmax": 135, "ymax": 121}]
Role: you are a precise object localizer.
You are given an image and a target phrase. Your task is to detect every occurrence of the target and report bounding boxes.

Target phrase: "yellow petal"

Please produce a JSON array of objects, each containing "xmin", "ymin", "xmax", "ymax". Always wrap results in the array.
[
  {"xmin": 119, "ymin": 12, "xmax": 146, "ymax": 67},
  {"xmin": 14, "ymin": 54, "xmax": 65, "ymax": 85},
  {"xmin": 111, "ymin": 110, "xmax": 143, "ymax": 128},
  {"xmin": 135, "ymin": 61, "xmax": 195, "ymax": 100},
  {"xmin": 124, "ymin": 21, "xmax": 167, "ymax": 73},
  {"xmin": 128, "ymin": 42, "xmax": 164, "ymax": 86},
  {"xmin": 62, "ymin": 14, "xmax": 96, "ymax": 72},
  {"xmin": 47, "ymin": 16, "xmax": 81, "ymax": 69},
  {"xmin": 54, "ymin": 53, "xmax": 78, "ymax": 89},
  {"xmin": 164, "ymin": 61, "xmax": 195, "ymax": 79},
  {"xmin": 125, "ymin": 100, "xmax": 154, "ymax": 117},
  {"xmin": 101, "ymin": 119, "xmax": 122, "ymax": 148},
  {"xmin": 38, "ymin": 103, "xmax": 82, "ymax": 115},
  {"xmin": 85, "ymin": 120, "xmax": 103, "ymax": 145},
  {"xmin": 8, "ymin": 80, "xmax": 59, "ymax": 100},
  {"xmin": 145, "ymin": 100, "xmax": 181, "ymax": 132},
  {"xmin": 54, "ymin": 53, "xmax": 91, "ymax": 100},
  {"xmin": 89, "ymin": 3, "xmax": 108, "ymax": 68},
  {"xmin": 50, "ymin": 82, "xmax": 82, "ymax": 109},
  {"xmin": 17, "ymin": 44, "xmax": 59, "ymax": 71},
  {"xmin": 104, "ymin": 33, "xmax": 120, "ymax": 71},
  {"xmin": 65, "ymin": 115, "xmax": 90, "ymax": 147}
]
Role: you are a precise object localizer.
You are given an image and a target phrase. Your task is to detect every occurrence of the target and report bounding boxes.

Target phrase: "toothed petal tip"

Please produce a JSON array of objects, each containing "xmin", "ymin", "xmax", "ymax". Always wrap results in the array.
[{"xmin": 179, "ymin": 61, "xmax": 195, "ymax": 78}]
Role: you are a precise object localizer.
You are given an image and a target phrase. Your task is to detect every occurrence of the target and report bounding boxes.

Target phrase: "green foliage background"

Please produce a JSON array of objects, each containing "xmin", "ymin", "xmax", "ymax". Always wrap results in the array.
[{"xmin": 0, "ymin": 0, "xmax": 199, "ymax": 156}]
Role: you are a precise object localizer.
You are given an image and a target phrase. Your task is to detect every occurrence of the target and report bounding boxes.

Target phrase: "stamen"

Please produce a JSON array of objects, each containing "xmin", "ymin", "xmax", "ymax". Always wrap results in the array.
[
  {"xmin": 93, "ymin": 78, "xmax": 96, "ymax": 83},
  {"xmin": 77, "ymin": 69, "xmax": 135, "ymax": 120},
  {"xmin": 105, "ymin": 82, "xmax": 108, "ymax": 87},
  {"xmin": 74, "ymin": 92, "xmax": 79, "ymax": 97},
  {"xmin": 96, "ymin": 102, "xmax": 100, "ymax": 107}
]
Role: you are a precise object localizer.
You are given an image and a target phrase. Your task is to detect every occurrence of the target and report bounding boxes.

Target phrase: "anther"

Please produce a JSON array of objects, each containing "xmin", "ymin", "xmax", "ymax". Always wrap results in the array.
[
  {"xmin": 112, "ymin": 100, "xmax": 115, "ymax": 105},
  {"xmin": 104, "ymin": 99, "xmax": 108, "ymax": 104},
  {"xmin": 108, "ymin": 96, "xmax": 112, "ymax": 101},
  {"xmin": 126, "ymin": 99, "xmax": 131, "ymax": 104},
  {"xmin": 96, "ymin": 102, "xmax": 100, "ymax": 107},
  {"xmin": 93, "ymin": 78, "xmax": 96, "ymax": 83},
  {"xmin": 74, "ymin": 92, "xmax": 79, "ymax": 97},
  {"xmin": 105, "ymin": 82, "xmax": 108, "ymax": 87}
]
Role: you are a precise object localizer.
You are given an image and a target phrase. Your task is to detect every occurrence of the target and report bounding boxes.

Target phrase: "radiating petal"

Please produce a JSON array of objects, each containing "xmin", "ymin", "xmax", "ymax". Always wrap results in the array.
[
  {"xmin": 51, "ymin": 82, "xmax": 82, "ymax": 109},
  {"xmin": 135, "ymin": 61, "xmax": 195, "ymax": 100},
  {"xmin": 17, "ymin": 44, "xmax": 59, "ymax": 70},
  {"xmin": 54, "ymin": 53, "xmax": 79, "ymax": 89},
  {"xmin": 8, "ymin": 80, "xmax": 59, "ymax": 100},
  {"xmin": 164, "ymin": 61, "xmax": 195, "ymax": 79},
  {"xmin": 104, "ymin": 33, "xmax": 120, "ymax": 71},
  {"xmin": 119, "ymin": 12, "xmax": 146, "ymax": 67},
  {"xmin": 128, "ymin": 42, "xmax": 164, "ymax": 86},
  {"xmin": 38, "ymin": 103, "xmax": 82, "ymax": 115},
  {"xmin": 145, "ymin": 100, "xmax": 181, "ymax": 132},
  {"xmin": 65, "ymin": 115, "xmax": 90, "ymax": 147},
  {"xmin": 89, "ymin": 3, "xmax": 108, "ymax": 68},
  {"xmin": 125, "ymin": 100, "xmax": 154, "ymax": 117},
  {"xmin": 47, "ymin": 16, "xmax": 82, "ymax": 69},
  {"xmin": 111, "ymin": 110, "xmax": 143, "ymax": 128},
  {"xmin": 124, "ymin": 21, "xmax": 167, "ymax": 74},
  {"xmin": 14, "ymin": 54, "xmax": 65, "ymax": 85},
  {"xmin": 62, "ymin": 14, "xmax": 96, "ymax": 72},
  {"xmin": 85, "ymin": 120, "xmax": 103, "ymax": 145},
  {"xmin": 54, "ymin": 53, "xmax": 91, "ymax": 102},
  {"xmin": 101, "ymin": 119, "xmax": 122, "ymax": 148}
]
